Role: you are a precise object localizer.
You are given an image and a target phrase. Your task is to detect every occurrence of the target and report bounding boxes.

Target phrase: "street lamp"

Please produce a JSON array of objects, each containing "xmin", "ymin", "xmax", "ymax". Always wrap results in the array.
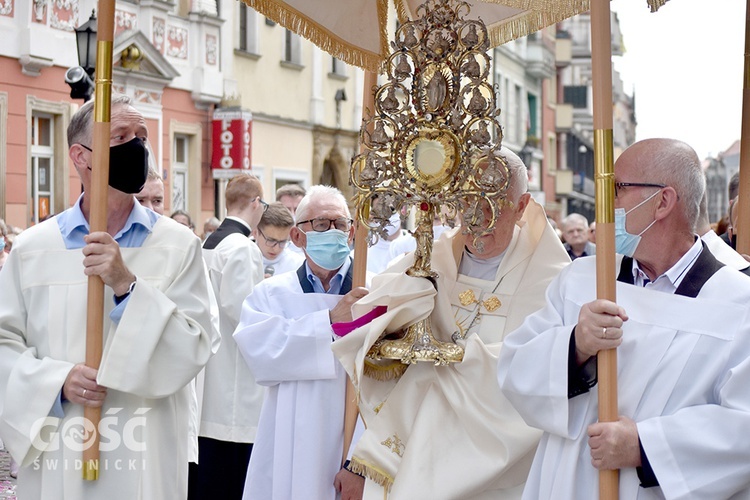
[
  {"xmin": 519, "ymin": 142, "xmax": 533, "ymax": 167},
  {"xmin": 76, "ymin": 10, "xmax": 98, "ymax": 77},
  {"xmin": 65, "ymin": 10, "xmax": 96, "ymax": 101},
  {"xmin": 334, "ymin": 88, "xmax": 347, "ymax": 129}
]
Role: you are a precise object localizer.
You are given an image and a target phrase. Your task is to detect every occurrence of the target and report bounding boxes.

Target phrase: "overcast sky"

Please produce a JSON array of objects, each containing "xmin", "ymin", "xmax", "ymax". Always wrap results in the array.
[{"xmin": 610, "ymin": 0, "xmax": 745, "ymax": 160}]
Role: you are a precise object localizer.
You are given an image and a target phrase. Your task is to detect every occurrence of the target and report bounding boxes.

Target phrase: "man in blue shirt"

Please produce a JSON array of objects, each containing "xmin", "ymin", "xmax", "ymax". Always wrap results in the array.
[{"xmin": 0, "ymin": 94, "xmax": 218, "ymax": 500}]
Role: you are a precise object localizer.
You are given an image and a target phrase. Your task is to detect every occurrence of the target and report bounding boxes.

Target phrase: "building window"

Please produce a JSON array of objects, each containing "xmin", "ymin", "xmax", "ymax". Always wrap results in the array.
[
  {"xmin": 31, "ymin": 114, "xmax": 55, "ymax": 223},
  {"xmin": 238, "ymin": 3, "xmax": 259, "ymax": 54},
  {"xmin": 172, "ymin": 134, "xmax": 189, "ymax": 212},
  {"xmin": 527, "ymin": 92, "xmax": 538, "ymax": 140},
  {"xmin": 563, "ymin": 85, "xmax": 587, "ymax": 109},
  {"xmin": 547, "ymin": 135, "xmax": 557, "ymax": 171},
  {"xmin": 330, "ymin": 57, "xmax": 347, "ymax": 78},
  {"xmin": 273, "ymin": 169, "xmax": 308, "ymax": 195},
  {"xmin": 283, "ymin": 29, "xmax": 302, "ymax": 65}
]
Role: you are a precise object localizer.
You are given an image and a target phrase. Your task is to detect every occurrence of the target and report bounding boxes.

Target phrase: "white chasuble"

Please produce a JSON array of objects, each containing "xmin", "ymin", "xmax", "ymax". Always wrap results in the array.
[
  {"xmin": 499, "ymin": 256, "xmax": 750, "ymax": 500},
  {"xmin": 234, "ymin": 271, "xmax": 349, "ymax": 500},
  {"xmin": 333, "ymin": 199, "xmax": 570, "ymax": 499},
  {"xmin": 0, "ymin": 217, "xmax": 218, "ymax": 500}
]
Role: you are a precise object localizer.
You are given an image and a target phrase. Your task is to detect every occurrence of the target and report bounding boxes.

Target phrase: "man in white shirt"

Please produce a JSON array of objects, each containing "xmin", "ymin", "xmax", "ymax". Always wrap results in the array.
[
  {"xmin": 253, "ymin": 202, "xmax": 304, "ymax": 277},
  {"xmin": 234, "ymin": 185, "xmax": 367, "ymax": 500},
  {"xmin": 191, "ymin": 174, "xmax": 267, "ymax": 499},
  {"xmin": 499, "ymin": 138, "xmax": 750, "ymax": 499}
]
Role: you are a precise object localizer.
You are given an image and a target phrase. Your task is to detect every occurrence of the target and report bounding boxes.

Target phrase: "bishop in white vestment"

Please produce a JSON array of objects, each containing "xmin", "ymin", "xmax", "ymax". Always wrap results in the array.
[{"xmin": 334, "ymin": 150, "xmax": 570, "ymax": 499}]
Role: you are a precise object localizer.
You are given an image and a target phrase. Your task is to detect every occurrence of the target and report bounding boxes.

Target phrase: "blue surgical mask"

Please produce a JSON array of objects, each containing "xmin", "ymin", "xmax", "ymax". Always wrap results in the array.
[
  {"xmin": 0, "ymin": 238, "xmax": 5, "ymax": 253},
  {"xmin": 304, "ymin": 229, "xmax": 351, "ymax": 270},
  {"xmin": 614, "ymin": 190, "xmax": 660, "ymax": 257}
]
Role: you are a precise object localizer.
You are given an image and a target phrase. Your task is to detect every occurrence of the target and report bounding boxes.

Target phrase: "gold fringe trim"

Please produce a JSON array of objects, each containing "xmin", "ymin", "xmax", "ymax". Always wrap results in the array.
[
  {"xmin": 480, "ymin": 3, "xmax": 591, "ymax": 47},
  {"xmin": 364, "ymin": 359, "xmax": 409, "ymax": 381},
  {"xmin": 393, "ymin": 0, "xmax": 410, "ymax": 25},
  {"xmin": 241, "ymin": 0, "xmax": 388, "ymax": 73},
  {"xmin": 481, "ymin": 0, "xmax": 589, "ymax": 12},
  {"xmin": 647, "ymin": 0, "xmax": 670, "ymax": 12},
  {"xmin": 349, "ymin": 457, "xmax": 394, "ymax": 490}
]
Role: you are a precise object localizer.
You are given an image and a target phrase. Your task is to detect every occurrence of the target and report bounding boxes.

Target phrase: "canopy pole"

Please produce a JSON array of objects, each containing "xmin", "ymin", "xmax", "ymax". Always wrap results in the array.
[
  {"xmin": 83, "ymin": 0, "xmax": 115, "ymax": 481},
  {"xmin": 590, "ymin": 0, "xmax": 619, "ymax": 498},
  {"xmin": 342, "ymin": 70, "xmax": 379, "ymax": 465},
  {"xmin": 736, "ymin": 0, "xmax": 750, "ymax": 255}
]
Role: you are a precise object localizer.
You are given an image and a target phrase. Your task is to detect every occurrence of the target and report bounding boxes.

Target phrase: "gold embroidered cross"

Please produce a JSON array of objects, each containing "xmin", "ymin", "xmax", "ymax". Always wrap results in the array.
[
  {"xmin": 381, "ymin": 433, "xmax": 405, "ymax": 457},
  {"xmin": 458, "ymin": 289, "xmax": 501, "ymax": 312}
]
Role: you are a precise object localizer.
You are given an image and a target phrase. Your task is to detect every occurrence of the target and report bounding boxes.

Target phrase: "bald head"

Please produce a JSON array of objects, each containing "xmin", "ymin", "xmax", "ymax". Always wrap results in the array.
[{"xmin": 616, "ymin": 138, "xmax": 704, "ymax": 232}]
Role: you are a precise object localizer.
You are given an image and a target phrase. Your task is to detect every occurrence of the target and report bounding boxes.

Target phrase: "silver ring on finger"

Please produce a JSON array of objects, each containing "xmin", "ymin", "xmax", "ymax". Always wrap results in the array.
[
  {"xmin": 83, "ymin": 388, "xmax": 87, "ymax": 399},
  {"xmin": 602, "ymin": 327, "xmax": 607, "ymax": 339}
]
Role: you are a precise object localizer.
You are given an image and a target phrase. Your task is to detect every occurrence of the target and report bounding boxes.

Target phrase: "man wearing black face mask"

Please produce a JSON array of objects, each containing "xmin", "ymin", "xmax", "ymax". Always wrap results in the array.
[{"xmin": 0, "ymin": 94, "xmax": 219, "ymax": 499}]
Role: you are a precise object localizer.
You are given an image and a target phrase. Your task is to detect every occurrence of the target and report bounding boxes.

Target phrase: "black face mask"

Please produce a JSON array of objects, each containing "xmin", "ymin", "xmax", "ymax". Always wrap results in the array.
[
  {"xmin": 731, "ymin": 234, "xmax": 737, "ymax": 250},
  {"xmin": 82, "ymin": 137, "xmax": 149, "ymax": 194}
]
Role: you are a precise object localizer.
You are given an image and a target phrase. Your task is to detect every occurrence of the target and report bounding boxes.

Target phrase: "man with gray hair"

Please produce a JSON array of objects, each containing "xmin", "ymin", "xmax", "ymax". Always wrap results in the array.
[
  {"xmin": 561, "ymin": 212, "xmax": 596, "ymax": 260},
  {"xmin": 135, "ymin": 166, "xmax": 165, "ymax": 215},
  {"xmin": 333, "ymin": 147, "xmax": 570, "ymax": 498},
  {"xmin": 234, "ymin": 185, "xmax": 368, "ymax": 500},
  {"xmin": 499, "ymin": 138, "xmax": 750, "ymax": 499}
]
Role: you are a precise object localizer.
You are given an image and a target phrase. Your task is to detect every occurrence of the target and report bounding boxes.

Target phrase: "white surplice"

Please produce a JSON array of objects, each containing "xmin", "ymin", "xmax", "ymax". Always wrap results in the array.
[
  {"xmin": 262, "ymin": 247, "xmax": 304, "ymax": 277},
  {"xmin": 201, "ymin": 231, "xmax": 264, "ymax": 443},
  {"xmin": 498, "ymin": 256, "xmax": 750, "ymax": 500},
  {"xmin": 0, "ymin": 216, "xmax": 218, "ymax": 500},
  {"xmin": 700, "ymin": 229, "xmax": 750, "ymax": 271},
  {"xmin": 365, "ymin": 238, "xmax": 393, "ymax": 274},
  {"xmin": 334, "ymin": 199, "xmax": 570, "ymax": 499},
  {"xmin": 233, "ymin": 270, "xmax": 348, "ymax": 500}
]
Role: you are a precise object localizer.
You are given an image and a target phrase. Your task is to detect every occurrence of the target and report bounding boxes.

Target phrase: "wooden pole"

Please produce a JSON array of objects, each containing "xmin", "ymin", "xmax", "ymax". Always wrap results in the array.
[
  {"xmin": 342, "ymin": 70, "xmax": 379, "ymax": 466},
  {"xmin": 736, "ymin": 0, "xmax": 750, "ymax": 256},
  {"xmin": 590, "ymin": 0, "xmax": 619, "ymax": 498},
  {"xmin": 83, "ymin": 0, "xmax": 115, "ymax": 481}
]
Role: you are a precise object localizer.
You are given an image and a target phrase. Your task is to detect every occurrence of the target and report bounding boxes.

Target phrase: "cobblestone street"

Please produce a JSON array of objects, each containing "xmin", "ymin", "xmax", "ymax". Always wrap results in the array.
[{"xmin": 0, "ymin": 449, "xmax": 16, "ymax": 500}]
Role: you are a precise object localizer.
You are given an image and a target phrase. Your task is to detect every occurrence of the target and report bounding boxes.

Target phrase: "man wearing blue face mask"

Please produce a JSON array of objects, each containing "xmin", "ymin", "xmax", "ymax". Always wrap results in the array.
[
  {"xmin": 0, "ymin": 94, "xmax": 219, "ymax": 500},
  {"xmin": 233, "ymin": 185, "xmax": 369, "ymax": 500},
  {"xmin": 499, "ymin": 138, "xmax": 750, "ymax": 499}
]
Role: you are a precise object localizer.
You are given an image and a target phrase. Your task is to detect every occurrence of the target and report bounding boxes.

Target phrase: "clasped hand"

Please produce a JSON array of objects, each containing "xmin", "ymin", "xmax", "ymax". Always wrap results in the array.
[
  {"xmin": 573, "ymin": 299, "xmax": 628, "ymax": 365},
  {"xmin": 82, "ymin": 232, "xmax": 135, "ymax": 297}
]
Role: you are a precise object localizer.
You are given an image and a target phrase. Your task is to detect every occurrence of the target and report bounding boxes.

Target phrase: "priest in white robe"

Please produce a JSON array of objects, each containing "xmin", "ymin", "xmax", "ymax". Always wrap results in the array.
[
  {"xmin": 333, "ymin": 148, "xmax": 570, "ymax": 499},
  {"xmin": 498, "ymin": 138, "xmax": 750, "ymax": 500},
  {"xmin": 0, "ymin": 95, "xmax": 218, "ymax": 500},
  {"xmin": 697, "ymin": 192, "xmax": 750, "ymax": 274},
  {"xmin": 192, "ymin": 174, "xmax": 266, "ymax": 499},
  {"xmin": 234, "ymin": 185, "xmax": 368, "ymax": 500}
]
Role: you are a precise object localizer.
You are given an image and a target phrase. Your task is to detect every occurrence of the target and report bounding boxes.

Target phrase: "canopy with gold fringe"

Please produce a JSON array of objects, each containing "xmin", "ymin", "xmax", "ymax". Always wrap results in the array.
[{"xmin": 239, "ymin": 0, "xmax": 592, "ymax": 72}]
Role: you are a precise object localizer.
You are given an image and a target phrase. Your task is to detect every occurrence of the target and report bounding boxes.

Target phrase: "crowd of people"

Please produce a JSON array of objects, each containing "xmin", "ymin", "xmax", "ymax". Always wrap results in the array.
[{"xmin": 1, "ymin": 94, "xmax": 750, "ymax": 500}]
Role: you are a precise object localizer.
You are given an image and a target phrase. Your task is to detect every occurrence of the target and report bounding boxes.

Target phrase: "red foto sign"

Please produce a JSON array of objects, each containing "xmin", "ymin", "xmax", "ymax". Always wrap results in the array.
[{"xmin": 211, "ymin": 111, "xmax": 252, "ymax": 171}]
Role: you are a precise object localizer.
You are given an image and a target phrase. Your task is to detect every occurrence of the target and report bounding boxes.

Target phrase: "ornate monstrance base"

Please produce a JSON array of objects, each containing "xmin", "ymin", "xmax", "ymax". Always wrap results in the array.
[{"xmin": 368, "ymin": 317, "xmax": 464, "ymax": 365}]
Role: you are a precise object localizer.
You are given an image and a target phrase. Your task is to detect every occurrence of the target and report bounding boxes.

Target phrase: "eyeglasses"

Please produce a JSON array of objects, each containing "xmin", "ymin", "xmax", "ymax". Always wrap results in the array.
[
  {"xmin": 296, "ymin": 217, "xmax": 353, "ymax": 232},
  {"xmin": 257, "ymin": 197, "xmax": 269, "ymax": 212},
  {"xmin": 614, "ymin": 182, "xmax": 666, "ymax": 198},
  {"xmin": 257, "ymin": 227, "xmax": 288, "ymax": 249}
]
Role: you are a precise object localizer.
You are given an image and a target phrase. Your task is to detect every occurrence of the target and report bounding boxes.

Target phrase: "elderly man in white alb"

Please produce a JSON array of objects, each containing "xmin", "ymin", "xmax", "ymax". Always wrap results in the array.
[
  {"xmin": 333, "ymin": 148, "xmax": 570, "ymax": 499},
  {"xmin": 233, "ymin": 185, "xmax": 368, "ymax": 500},
  {"xmin": 498, "ymin": 138, "xmax": 750, "ymax": 499},
  {"xmin": 0, "ymin": 94, "xmax": 218, "ymax": 499}
]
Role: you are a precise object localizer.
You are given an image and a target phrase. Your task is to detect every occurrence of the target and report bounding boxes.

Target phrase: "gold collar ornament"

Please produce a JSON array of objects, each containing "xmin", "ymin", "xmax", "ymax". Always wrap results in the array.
[{"xmin": 458, "ymin": 289, "xmax": 502, "ymax": 312}]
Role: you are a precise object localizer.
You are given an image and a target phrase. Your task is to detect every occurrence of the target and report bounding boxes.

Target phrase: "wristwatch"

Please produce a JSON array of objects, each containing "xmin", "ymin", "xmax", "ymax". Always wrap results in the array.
[{"xmin": 114, "ymin": 277, "xmax": 137, "ymax": 304}]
